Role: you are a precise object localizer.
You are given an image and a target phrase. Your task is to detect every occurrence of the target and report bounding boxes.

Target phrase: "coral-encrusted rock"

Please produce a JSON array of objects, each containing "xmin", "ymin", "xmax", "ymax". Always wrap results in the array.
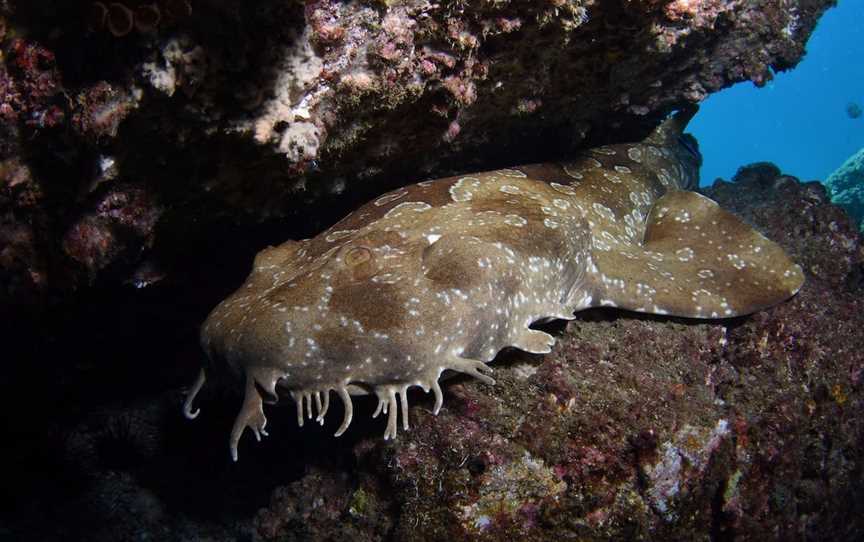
[
  {"xmin": 252, "ymin": 166, "xmax": 863, "ymax": 541},
  {"xmin": 0, "ymin": 0, "xmax": 837, "ymax": 313},
  {"xmin": 61, "ymin": 183, "xmax": 162, "ymax": 279},
  {"xmin": 255, "ymin": 468, "xmax": 392, "ymax": 541},
  {"xmin": 709, "ymin": 163, "xmax": 862, "ymax": 288},
  {"xmin": 825, "ymin": 147, "xmax": 864, "ymax": 233}
]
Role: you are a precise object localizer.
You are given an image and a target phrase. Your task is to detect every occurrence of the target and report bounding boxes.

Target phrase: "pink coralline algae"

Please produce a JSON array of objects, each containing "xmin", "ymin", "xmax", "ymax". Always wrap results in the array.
[
  {"xmin": 71, "ymin": 82, "xmax": 138, "ymax": 140},
  {"xmin": 1, "ymin": 39, "xmax": 65, "ymax": 128},
  {"xmin": 62, "ymin": 185, "xmax": 162, "ymax": 278}
]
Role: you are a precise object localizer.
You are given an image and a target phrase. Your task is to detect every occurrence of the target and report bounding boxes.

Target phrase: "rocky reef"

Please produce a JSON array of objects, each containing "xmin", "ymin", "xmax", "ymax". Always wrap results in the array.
[
  {"xmin": 2, "ymin": 0, "xmax": 862, "ymax": 541},
  {"xmin": 825, "ymin": 147, "xmax": 864, "ymax": 232}
]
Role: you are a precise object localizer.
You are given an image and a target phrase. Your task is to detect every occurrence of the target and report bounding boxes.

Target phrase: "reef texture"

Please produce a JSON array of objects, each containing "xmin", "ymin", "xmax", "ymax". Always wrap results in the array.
[
  {"xmin": 0, "ymin": 0, "xmax": 835, "ymax": 317},
  {"xmin": 825, "ymin": 146, "xmax": 864, "ymax": 232}
]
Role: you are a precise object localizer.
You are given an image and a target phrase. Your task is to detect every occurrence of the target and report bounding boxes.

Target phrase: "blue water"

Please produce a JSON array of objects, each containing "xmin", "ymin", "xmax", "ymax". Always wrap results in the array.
[{"xmin": 690, "ymin": 0, "xmax": 863, "ymax": 186}]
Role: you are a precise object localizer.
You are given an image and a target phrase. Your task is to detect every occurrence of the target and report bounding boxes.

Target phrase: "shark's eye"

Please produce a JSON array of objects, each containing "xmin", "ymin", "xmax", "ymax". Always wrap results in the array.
[{"xmin": 344, "ymin": 246, "xmax": 372, "ymax": 266}]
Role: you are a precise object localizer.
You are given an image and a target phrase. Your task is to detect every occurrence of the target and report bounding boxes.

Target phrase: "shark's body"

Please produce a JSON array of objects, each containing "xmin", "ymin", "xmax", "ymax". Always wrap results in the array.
[{"xmin": 184, "ymin": 110, "xmax": 804, "ymax": 460}]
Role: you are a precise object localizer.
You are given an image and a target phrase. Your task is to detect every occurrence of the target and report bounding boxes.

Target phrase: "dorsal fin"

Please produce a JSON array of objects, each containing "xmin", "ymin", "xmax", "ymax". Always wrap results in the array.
[
  {"xmin": 645, "ymin": 106, "xmax": 699, "ymax": 147},
  {"xmin": 586, "ymin": 190, "xmax": 804, "ymax": 318}
]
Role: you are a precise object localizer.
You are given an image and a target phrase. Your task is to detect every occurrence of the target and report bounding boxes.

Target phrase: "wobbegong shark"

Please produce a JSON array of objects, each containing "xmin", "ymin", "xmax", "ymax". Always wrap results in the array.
[{"xmin": 183, "ymin": 109, "xmax": 804, "ymax": 461}]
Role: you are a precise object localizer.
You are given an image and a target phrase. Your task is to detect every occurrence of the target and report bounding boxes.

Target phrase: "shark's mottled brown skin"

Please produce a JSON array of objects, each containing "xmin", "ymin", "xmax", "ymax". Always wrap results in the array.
[{"xmin": 184, "ymin": 110, "xmax": 804, "ymax": 461}]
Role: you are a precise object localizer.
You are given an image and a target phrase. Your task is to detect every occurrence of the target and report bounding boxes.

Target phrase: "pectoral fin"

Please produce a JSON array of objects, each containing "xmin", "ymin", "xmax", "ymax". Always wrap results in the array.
[{"xmin": 587, "ymin": 190, "xmax": 804, "ymax": 318}]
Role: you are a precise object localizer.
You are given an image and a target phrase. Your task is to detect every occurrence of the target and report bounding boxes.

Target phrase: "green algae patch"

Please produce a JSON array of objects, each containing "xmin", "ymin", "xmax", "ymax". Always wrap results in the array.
[{"xmin": 349, "ymin": 487, "xmax": 372, "ymax": 519}]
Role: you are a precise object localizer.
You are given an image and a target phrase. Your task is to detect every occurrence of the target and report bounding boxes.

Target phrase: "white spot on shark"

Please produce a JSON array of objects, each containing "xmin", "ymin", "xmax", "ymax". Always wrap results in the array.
[
  {"xmin": 450, "ymin": 177, "xmax": 482, "ymax": 202},
  {"xmin": 504, "ymin": 214, "xmax": 528, "ymax": 227},
  {"xmin": 374, "ymin": 190, "xmax": 408, "ymax": 206}
]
